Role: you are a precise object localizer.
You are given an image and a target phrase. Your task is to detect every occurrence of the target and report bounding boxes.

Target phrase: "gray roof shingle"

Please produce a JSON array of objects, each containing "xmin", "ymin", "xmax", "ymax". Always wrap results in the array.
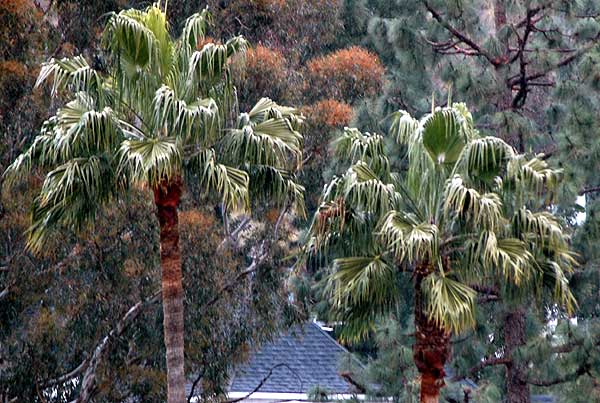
[{"xmin": 229, "ymin": 322, "xmax": 357, "ymax": 394}]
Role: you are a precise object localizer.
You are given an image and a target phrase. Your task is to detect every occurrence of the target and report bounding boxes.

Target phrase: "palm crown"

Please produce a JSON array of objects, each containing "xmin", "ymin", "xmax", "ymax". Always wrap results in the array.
[
  {"xmin": 3, "ymin": 4, "xmax": 304, "ymax": 252},
  {"xmin": 308, "ymin": 102, "xmax": 576, "ymax": 339}
]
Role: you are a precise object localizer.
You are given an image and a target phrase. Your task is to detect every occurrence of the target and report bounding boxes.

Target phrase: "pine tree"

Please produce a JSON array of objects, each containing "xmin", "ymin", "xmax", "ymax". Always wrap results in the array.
[{"xmin": 339, "ymin": 1, "xmax": 600, "ymax": 401}]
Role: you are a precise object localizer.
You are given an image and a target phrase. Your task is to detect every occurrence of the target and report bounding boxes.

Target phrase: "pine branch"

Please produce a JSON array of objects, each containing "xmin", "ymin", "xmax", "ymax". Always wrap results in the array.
[
  {"xmin": 508, "ymin": 36, "xmax": 600, "ymax": 86},
  {"xmin": 422, "ymin": 1, "xmax": 501, "ymax": 66},
  {"xmin": 524, "ymin": 363, "xmax": 591, "ymax": 387},
  {"xmin": 450, "ymin": 357, "xmax": 511, "ymax": 382},
  {"xmin": 579, "ymin": 186, "xmax": 600, "ymax": 196}
]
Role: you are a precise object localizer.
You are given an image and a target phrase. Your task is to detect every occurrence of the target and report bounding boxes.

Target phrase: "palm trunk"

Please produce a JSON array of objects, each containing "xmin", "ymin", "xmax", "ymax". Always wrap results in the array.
[
  {"xmin": 413, "ymin": 268, "xmax": 451, "ymax": 403},
  {"xmin": 154, "ymin": 177, "xmax": 185, "ymax": 403},
  {"xmin": 504, "ymin": 307, "xmax": 530, "ymax": 403}
]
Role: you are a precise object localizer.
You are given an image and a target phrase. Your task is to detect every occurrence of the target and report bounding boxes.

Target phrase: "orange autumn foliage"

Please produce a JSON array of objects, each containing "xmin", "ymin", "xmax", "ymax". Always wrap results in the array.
[
  {"xmin": 236, "ymin": 45, "xmax": 290, "ymax": 110},
  {"xmin": 179, "ymin": 209, "xmax": 215, "ymax": 231},
  {"xmin": 0, "ymin": 0, "xmax": 39, "ymax": 16},
  {"xmin": 303, "ymin": 99, "xmax": 353, "ymax": 128},
  {"xmin": 304, "ymin": 46, "xmax": 385, "ymax": 103}
]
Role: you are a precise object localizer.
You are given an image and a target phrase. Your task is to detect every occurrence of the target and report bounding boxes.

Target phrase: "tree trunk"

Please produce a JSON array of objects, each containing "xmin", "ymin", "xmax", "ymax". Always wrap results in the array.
[
  {"xmin": 154, "ymin": 177, "xmax": 185, "ymax": 403},
  {"xmin": 492, "ymin": 0, "xmax": 522, "ymax": 150},
  {"xmin": 504, "ymin": 307, "xmax": 530, "ymax": 403},
  {"xmin": 413, "ymin": 268, "xmax": 451, "ymax": 403}
]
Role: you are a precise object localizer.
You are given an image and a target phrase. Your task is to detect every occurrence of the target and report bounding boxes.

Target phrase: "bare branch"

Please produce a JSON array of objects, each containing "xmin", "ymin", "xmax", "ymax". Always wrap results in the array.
[
  {"xmin": 51, "ymin": 291, "xmax": 162, "ymax": 403},
  {"xmin": 579, "ymin": 186, "xmax": 600, "ymax": 196},
  {"xmin": 450, "ymin": 357, "xmax": 511, "ymax": 382},
  {"xmin": 226, "ymin": 364, "xmax": 302, "ymax": 403},
  {"xmin": 422, "ymin": 1, "xmax": 501, "ymax": 66}
]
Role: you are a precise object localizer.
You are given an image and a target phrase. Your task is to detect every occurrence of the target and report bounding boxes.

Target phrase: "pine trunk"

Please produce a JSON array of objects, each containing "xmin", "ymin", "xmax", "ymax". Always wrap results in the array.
[
  {"xmin": 154, "ymin": 177, "xmax": 185, "ymax": 403},
  {"xmin": 492, "ymin": 0, "xmax": 523, "ymax": 150},
  {"xmin": 504, "ymin": 307, "xmax": 530, "ymax": 403},
  {"xmin": 413, "ymin": 268, "xmax": 451, "ymax": 403}
]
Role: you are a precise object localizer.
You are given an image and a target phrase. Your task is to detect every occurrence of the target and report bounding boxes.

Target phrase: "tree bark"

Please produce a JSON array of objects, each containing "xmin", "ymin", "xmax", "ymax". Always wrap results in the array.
[
  {"xmin": 413, "ymin": 268, "xmax": 451, "ymax": 403},
  {"xmin": 154, "ymin": 177, "xmax": 185, "ymax": 403},
  {"xmin": 504, "ymin": 307, "xmax": 530, "ymax": 403},
  {"xmin": 492, "ymin": 0, "xmax": 523, "ymax": 150}
]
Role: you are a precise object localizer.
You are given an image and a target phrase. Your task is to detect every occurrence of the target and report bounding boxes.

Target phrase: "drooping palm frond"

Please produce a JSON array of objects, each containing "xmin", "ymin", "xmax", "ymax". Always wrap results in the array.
[
  {"xmin": 179, "ymin": 8, "xmax": 210, "ymax": 50},
  {"xmin": 422, "ymin": 273, "xmax": 476, "ymax": 333},
  {"xmin": 507, "ymin": 155, "xmax": 563, "ymax": 194},
  {"xmin": 36, "ymin": 56, "xmax": 106, "ymax": 100},
  {"xmin": 343, "ymin": 162, "xmax": 400, "ymax": 216},
  {"xmin": 152, "ymin": 85, "xmax": 218, "ymax": 145},
  {"xmin": 27, "ymin": 155, "xmax": 116, "ymax": 252},
  {"xmin": 3, "ymin": 94, "xmax": 121, "ymax": 188},
  {"xmin": 224, "ymin": 109, "xmax": 303, "ymax": 169},
  {"xmin": 328, "ymin": 255, "xmax": 400, "ymax": 339},
  {"xmin": 118, "ymin": 136, "xmax": 181, "ymax": 187},
  {"xmin": 389, "ymin": 110, "xmax": 418, "ymax": 145},
  {"xmin": 332, "ymin": 256, "xmax": 397, "ymax": 308},
  {"xmin": 247, "ymin": 165, "xmax": 305, "ymax": 216},
  {"xmin": 457, "ymin": 136, "xmax": 515, "ymax": 184},
  {"xmin": 473, "ymin": 231, "xmax": 533, "ymax": 284},
  {"xmin": 188, "ymin": 148, "xmax": 249, "ymax": 212},
  {"xmin": 444, "ymin": 175, "xmax": 504, "ymax": 230},
  {"xmin": 103, "ymin": 9, "xmax": 161, "ymax": 71},
  {"xmin": 512, "ymin": 208, "xmax": 570, "ymax": 249},
  {"xmin": 188, "ymin": 35, "xmax": 248, "ymax": 88},
  {"xmin": 539, "ymin": 259, "xmax": 577, "ymax": 313},
  {"xmin": 334, "ymin": 128, "xmax": 390, "ymax": 176},
  {"xmin": 377, "ymin": 210, "xmax": 439, "ymax": 264}
]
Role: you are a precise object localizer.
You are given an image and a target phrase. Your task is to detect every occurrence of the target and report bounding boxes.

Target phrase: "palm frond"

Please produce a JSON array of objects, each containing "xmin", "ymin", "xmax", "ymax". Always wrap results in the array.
[
  {"xmin": 118, "ymin": 136, "xmax": 181, "ymax": 187},
  {"xmin": 190, "ymin": 149, "xmax": 249, "ymax": 212},
  {"xmin": 540, "ymin": 260, "xmax": 577, "ymax": 313},
  {"xmin": 444, "ymin": 175, "xmax": 504, "ymax": 230},
  {"xmin": 247, "ymin": 165, "xmax": 305, "ymax": 217},
  {"xmin": 422, "ymin": 274, "xmax": 476, "ymax": 333},
  {"xmin": 378, "ymin": 210, "xmax": 439, "ymax": 263},
  {"xmin": 179, "ymin": 8, "xmax": 210, "ymax": 49},
  {"xmin": 475, "ymin": 232, "xmax": 533, "ymax": 284},
  {"xmin": 27, "ymin": 155, "xmax": 115, "ymax": 253},
  {"xmin": 344, "ymin": 162, "xmax": 399, "ymax": 216},
  {"xmin": 189, "ymin": 42, "xmax": 230, "ymax": 84},
  {"xmin": 103, "ymin": 10, "xmax": 161, "ymax": 71},
  {"xmin": 36, "ymin": 56, "xmax": 105, "ymax": 99},
  {"xmin": 224, "ymin": 114, "xmax": 302, "ymax": 169},
  {"xmin": 420, "ymin": 107, "xmax": 467, "ymax": 165},
  {"xmin": 458, "ymin": 136, "xmax": 515, "ymax": 183},
  {"xmin": 508, "ymin": 155, "xmax": 563, "ymax": 194},
  {"xmin": 3, "ymin": 94, "xmax": 120, "ymax": 188},
  {"xmin": 153, "ymin": 85, "xmax": 218, "ymax": 145},
  {"xmin": 389, "ymin": 110, "xmax": 418, "ymax": 144},
  {"xmin": 331, "ymin": 256, "xmax": 397, "ymax": 316},
  {"xmin": 333, "ymin": 128, "xmax": 390, "ymax": 176},
  {"xmin": 512, "ymin": 208, "xmax": 570, "ymax": 250}
]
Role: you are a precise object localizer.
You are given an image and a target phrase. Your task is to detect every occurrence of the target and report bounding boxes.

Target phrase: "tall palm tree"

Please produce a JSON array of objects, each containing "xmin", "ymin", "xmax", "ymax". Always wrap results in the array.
[
  {"xmin": 3, "ymin": 4, "xmax": 304, "ymax": 402},
  {"xmin": 307, "ymin": 103, "xmax": 575, "ymax": 403}
]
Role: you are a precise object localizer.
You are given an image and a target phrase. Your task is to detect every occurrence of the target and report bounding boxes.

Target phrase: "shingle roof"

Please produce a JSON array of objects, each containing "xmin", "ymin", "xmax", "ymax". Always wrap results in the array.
[{"xmin": 228, "ymin": 322, "xmax": 358, "ymax": 394}]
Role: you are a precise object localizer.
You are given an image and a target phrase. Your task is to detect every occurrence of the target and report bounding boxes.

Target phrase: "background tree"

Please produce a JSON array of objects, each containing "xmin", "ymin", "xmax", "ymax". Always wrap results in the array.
[
  {"xmin": 338, "ymin": 1, "xmax": 600, "ymax": 400},
  {"xmin": 3, "ymin": 3, "xmax": 304, "ymax": 401},
  {"xmin": 306, "ymin": 102, "xmax": 575, "ymax": 402}
]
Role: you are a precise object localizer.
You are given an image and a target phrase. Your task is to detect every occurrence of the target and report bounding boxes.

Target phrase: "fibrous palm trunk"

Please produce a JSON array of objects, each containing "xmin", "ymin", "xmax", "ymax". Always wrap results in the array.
[
  {"xmin": 154, "ymin": 177, "xmax": 185, "ymax": 403},
  {"xmin": 413, "ymin": 268, "xmax": 451, "ymax": 403}
]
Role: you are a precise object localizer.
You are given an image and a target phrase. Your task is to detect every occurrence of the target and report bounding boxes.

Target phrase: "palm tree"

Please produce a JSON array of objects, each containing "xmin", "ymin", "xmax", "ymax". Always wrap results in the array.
[
  {"xmin": 3, "ymin": 4, "xmax": 304, "ymax": 402},
  {"xmin": 307, "ymin": 103, "xmax": 575, "ymax": 403}
]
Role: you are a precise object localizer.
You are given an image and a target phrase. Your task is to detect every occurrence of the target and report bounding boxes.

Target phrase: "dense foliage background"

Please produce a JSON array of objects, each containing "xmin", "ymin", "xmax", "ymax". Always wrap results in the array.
[{"xmin": 1, "ymin": 1, "xmax": 599, "ymax": 402}]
